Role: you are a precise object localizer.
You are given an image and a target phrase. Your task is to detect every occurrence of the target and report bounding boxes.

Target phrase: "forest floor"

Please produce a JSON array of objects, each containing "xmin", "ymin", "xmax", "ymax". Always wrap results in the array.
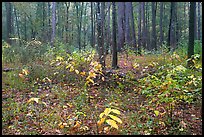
[{"xmin": 2, "ymin": 52, "xmax": 202, "ymax": 135}]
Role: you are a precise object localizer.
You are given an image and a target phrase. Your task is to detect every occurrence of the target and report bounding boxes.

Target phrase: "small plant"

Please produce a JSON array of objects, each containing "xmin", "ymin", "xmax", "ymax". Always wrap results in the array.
[{"xmin": 97, "ymin": 107, "xmax": 122, "ymax": 134}]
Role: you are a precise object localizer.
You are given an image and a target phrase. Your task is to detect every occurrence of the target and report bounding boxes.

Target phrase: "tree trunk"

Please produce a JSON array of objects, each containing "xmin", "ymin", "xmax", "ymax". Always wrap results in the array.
[
  {"xmin": 151, "ymin": 2, "xmax": 157, "ymax": 51},
  {"xmin": 141, "ymin": 2, "xmax": 146, "ymax": 50},
  {"xmin": 91, "ymin": 2, "xmax": 94, "ymax": 48},
  {"xmin": 197, "ymin": 2, "xmax": 201, "ymax": 40},
  {"xmin": 117, "ymin": 2, "xmax": 125, "ymax": 52},
  {"xmin": 14, "ymin": 6, "xmax": 21, "ymax": 44},
  {"xmin": 138, "ymin": 3, "xmax": 142, "ymax": 55},
  {"xmin": 51, "ymin": 2, "xmax": 56, "ymax": 47},
  {"xmin": 194, "ymin": 3, "xmax": 197, "ymax": 40},
  {"xmin": 125, "ymin": 2, "xmax": 131, "ymax": 48},
  {"xmin": 5, "ymin": 2, "xmax": 12, "ymax": 45},
  {"xmin": 112, "ymin": 2, "xmax": 118, "ymax": 69},
  {"xmin": 65, "ymin": 2, "xmax": 70, "ymax": 44},
  {"xmin": 167, "ymin": 2, "xmax": 176, "ymax": 51},
  {"xmin": 129, "ymin": 2, "xmax": 137, "ymax": 50},
  {"xmin": 187, "ymin": 2, "xmax": 196, "ymax": 68},
  {"xmin": 97, "ymin": 2, "xmax": 105, "ymax": 69},
  {"xmin": 159, "ymin": 2, "xmax": 164, "ymax": 48},
  {"xmin": 106, "ymin": 2, "xmax": 111, "ymax": 54}
]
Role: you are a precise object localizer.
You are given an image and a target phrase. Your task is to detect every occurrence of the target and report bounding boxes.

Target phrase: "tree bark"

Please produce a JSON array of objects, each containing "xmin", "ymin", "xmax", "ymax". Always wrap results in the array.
[
  {"xmin": 151, "ymin": 2, "xmax": 157, "ymax": 51},
  {"xmin": 159, "ymin": 2, "xmax": 164, "ymax": 48},
  {"xmin": 187, "ymin": 2, "xmax": 196, "ymax": 68},
  {"xmin": 141, "ymin": 2, "xmax": 146, "ymax": 50},
  {"xmin": 5, "ymin": 2, "xmax": 12, "ymax": 45},
  {"xmin": 197, "ymin": 2, "xmax": 201, "ymax": 40},
  {"xmin": 125, "ymin": 2, "xmax": 131, "ymax": 48},
  {"xmin": 91, "ymin": 2, "xmax": 94, "ymax": 48},
  {"xmin": 167, "ymin": 2, "xmax": 176, "ymax": 51},
  {"xmin": 112, "ymin": 2, "xmax": 118, "ymax": 69},
  {"xmin": 138, "ymin": 3, "xmax": 142, "ymax": 55},
  {"xmin": 117, "ymin": 2, "xmax": 125, "ymax": 52},
  {"xmin": 129, "ymin": 2, "xmax": 137, "ymax": 50},
  {"xmin": 97, "ymin": 2, "xmax": 105, "ymax": 69},
  {"xmin": 51, "ymin": 2, "xmax": 56, "ymax": 47}
]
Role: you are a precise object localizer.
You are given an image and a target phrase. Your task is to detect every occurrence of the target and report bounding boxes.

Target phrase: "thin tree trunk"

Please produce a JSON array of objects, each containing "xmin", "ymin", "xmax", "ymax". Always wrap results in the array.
[
  {"xmin": 106, "ymin": 2, "xmax": 111, "ymax": 54},
  {"xmin": 138, "ymin": 3, "xmax": 142, "ymax": 55},
  {"xmin": 117, "ymin": 2, "xmax": 125, "ymax": 52},
  {"xmin": 65, "ymin": 2, "xmax": 70, "ymax": 44},
  {"xmin": 197, "ymin": 2, "xmax": 201, "ymax": 40},
  {"xmin": 129, "ymin": 2, "xmax": 137, "ymax": 50},
  {"xmin": 187, "ymin": 2, "xmax": 196, "ymax": 68},
  {"xmin": 159, "ymin": 2, "xmax": 164, "ymax": 48},
  {"xmin": 194, "ymin": 3, "xmax": 197, "ymax": 40},
  {"xmin": 14, "ymin": 7, "xmax": 21, "ymax": 44},
  {"xmin": 125, "ymin": 2, "xmax": 131, "ymax": 48},
  {"xmin": 151, "ymin": 2, "xmax": 157, "ymax": 51},
  {"xmin": 91, "ymin": 2, "xmax": 94, "ymax": 48},
  {"xmin": 51, "ymin": 2, "xmax": 56, "ymax": 47},
  {"xmin": 141, "ymin": 2, "xmax": 146, "ymax": 50},
  {"xmin": 112, "ymin": 2, "xmax": 118, "ymax": 68},
  {"xmin": 5, "ymin": 2, "xmax": 12, "ymax": 45}
]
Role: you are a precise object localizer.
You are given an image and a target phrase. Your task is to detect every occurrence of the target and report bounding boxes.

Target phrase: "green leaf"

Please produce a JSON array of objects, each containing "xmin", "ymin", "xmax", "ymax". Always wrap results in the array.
[
  {"xmin": 154, "ymin": 110, "xmax": 159, "ymax": 116},
  {"xmin": 106, "ymin": 119, "xmax": 118, "ymax": 129},
  {"xmin": 108, "ymin": 114, "xmax": 122, "ymax": 124},
  {"xmin": 111, "ymin": 109, "xmax": 120, "ymax": 115}
]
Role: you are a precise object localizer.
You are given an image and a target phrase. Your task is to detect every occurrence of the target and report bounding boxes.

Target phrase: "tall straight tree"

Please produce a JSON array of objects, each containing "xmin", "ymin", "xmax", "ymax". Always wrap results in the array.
[
  {"xmin": 129, "ymin": 2, "xmax": 137, "ymax": 50},
  {"xmin": 5, "ymin": 2, "xmax": 13, "ymax": 45},
  {"xmin": 65, "ymin": 2, "xmax": 70, "ymax": 43},
  {"xmin": 106, "ymin": 2, "xmax": 111, "ymax": 54},
  {"xmin": 197, "ymin": 2, "xmax": 201, "ymax": 40},
  {"xmin": 125, "ymin": 2, "xmax": 131, "ymax": 47},
  {"xmin": 187, "ymin": 2, "xmax": 196, "ymax": 68},
  {"xmin": 141, "ymin": 2, "xmax": 146, "ymax": 49},
  {"xmin": 167, "ymin": 2, "xmax": 177, "ymax": 51},
  {"xmin": 96, "ymin": 2, "xmax": 105, "ymax": 69},
  {"xmin": 75, "ymin": 2, "xmax": 84, "ymax": 51},
  {"xmin": 146, "ymin": 2, "xmax": 151, "ymax": 50},
  {"xmin": 159, "ymin": 2, "xmax": 164, "ymax": 48},
  {"xmin": 151, "ymin": 2, "xmax": 157, "ymax": 51},
  {"xmin": 137, "ymin": 2, "xmax": 142, "ymax": 55},
  {"xmin": 117, "ymin": 2, "xmax": 125, "ymax": 52},
  {"xmin": 51, "ymin": 2, "xmax": 56, "ymax": 47},
  {"xmin": 14, "ymin": 6, "xmax": 21, "ymax": 44},
  {"xmin": 90, "ymin": 2, "xmax": 94, "ymax": 48},
  {"xmin": 112, "ymin": 2, "xmax": 118, "ymax": 68}
]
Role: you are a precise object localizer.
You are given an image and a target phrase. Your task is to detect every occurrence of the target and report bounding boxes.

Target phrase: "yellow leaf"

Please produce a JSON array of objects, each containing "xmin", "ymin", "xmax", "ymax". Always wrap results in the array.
[
  {"xmin": 106, "ymin": 119, "xmax": 118, "ymax": 129},
  {"xmin": 75, "ymin": 70, "xmax": 79, "ymax": 74},
  {"xmin": 63, "ymin": 105, "xmax": 68, "ymax": 109},
  {"xmin": 18, "ymin": 73, "xmax": 25, "ymax": 79},
  {"xmin": 102, "ymin": 77, "xmax": 105, "ymax": 81},
  {"xmin": 59, "ymin": 125, "xmax": 64, "ymax": 129},
  {"xmin": 104, "ymin": 108, "xmax": 112, "ymax": 116},
  {"xmin": 56, "ymin": 56, "xmax": 63, "ymax": 61},
  {"xmin": 27, "ymin": 98, "xmax": 40, "ymax": 104},
  {"xmin": 89, "ymin": 72, "xmax": 97, "ymax": 78},
  {"xmin": 97, "ymin": 117, "xmax": 105, "ymax": 127},
  {"xmin": 154, "ymin": 110, "xmax": 160, "ymax": 116},
  {"xmin": 99, "ymin": 112, "xmax": 105, "ymax": 118},
  {"xmin": 111, "ymin": 109, "xmax": 120, "ymax": 115},
  {"xmin": 70, "ymin": 66, "xmax": 74, "ymax": 72},
  {"xmin": 108, "ymin": 114, "xmax": 122, "ymax": 124},
  {"xmin": 22, "ymin": 69, "xmax": 29, "ymax": 75},
  {"xmin": 80, "ymin": 71, "xmax": 86, "ymax": 76},
  {"xmin": 89, "ymin": 79, "xmax": 94, "ymax": 84},
  {"xmin": 73, "ymin": 121, "xmax": 81, "ymax": 128}
]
